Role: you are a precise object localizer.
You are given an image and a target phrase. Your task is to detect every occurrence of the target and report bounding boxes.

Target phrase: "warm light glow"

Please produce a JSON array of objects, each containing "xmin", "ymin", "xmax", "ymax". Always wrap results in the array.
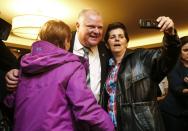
[
  {"xmin": 12, "ymin": 15, "xmax": 54, "ymax": 40},
  {"xmin": 128, "ymin": 28, "xmax": 188, "ymax": 48},
  {"xmin": 128, "ymin": 34, "xmax": 163, "ymax": 48},
  {"xmin": 10, "ymin": 0, "xmax": 74, "ymax": 24}
]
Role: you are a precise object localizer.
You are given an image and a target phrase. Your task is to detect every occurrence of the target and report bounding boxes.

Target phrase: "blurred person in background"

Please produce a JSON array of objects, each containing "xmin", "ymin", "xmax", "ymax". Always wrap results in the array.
[
  {"xmin": 159, "ymin": 36, "xmax": 188, "ymax": 131},
  {"xmin": 0, "ymin": 17, "xmax": 19, "ymax": 131},
  {"xmin": 0, "ymin": 40, "xmax": 18, "ymax": 131}
]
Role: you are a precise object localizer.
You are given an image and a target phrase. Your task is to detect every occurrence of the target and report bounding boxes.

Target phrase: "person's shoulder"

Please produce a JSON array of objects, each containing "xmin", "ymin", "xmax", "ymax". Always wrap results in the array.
[
  {"xmin": 126, "ymin": 48, "xmax": 144, "ymax": 56},
  {"xmin": 134, "ymin": 48, "xmax": 145, "ymax": 52},
  {"xmin": 97, "ymin": 41, "xmax": 107, "ymax": 50},
  {"xmin": 66, "ymin": 52, "xmax": 86, "ymax": 65},
  {"xmin": 134, "ymin": 47, "xmax": 159, "ymax": 54},
  {"xmin": 68, "ymin": 54, "xmax": 89, "ymax": 73}
]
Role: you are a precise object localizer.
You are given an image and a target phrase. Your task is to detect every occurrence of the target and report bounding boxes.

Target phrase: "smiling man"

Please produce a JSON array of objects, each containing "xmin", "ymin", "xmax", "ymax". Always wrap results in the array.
[{"xmin": 69, "ymin": 9, "xmax": 109, "ymax": 101}]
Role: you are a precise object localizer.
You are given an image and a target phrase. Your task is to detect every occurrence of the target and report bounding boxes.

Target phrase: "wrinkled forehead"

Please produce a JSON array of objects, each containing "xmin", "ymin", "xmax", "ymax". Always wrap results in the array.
[{"xmin": 79, "ymin": 12, "xmax": 103, "ymax": 26}]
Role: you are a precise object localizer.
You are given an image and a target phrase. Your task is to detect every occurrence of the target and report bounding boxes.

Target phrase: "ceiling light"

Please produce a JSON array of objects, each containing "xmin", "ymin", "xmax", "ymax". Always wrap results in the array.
[{"xmin": 12, "ymin": 15, "xmax": 54, "ymax": 40}]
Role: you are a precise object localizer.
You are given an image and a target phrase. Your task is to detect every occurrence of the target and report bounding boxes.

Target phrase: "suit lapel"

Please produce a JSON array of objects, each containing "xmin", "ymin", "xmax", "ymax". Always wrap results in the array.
[
  {"xmin": 69, "ymin": 31, "xmax": 76, "ymax": 52},
  {"xmin": 98, "ymin": 42, "xmax": 109, "ymax": 88}
]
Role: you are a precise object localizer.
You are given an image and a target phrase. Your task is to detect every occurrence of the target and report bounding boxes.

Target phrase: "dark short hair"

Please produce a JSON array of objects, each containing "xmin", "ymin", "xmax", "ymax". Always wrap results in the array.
[
  {"xmin": 180, "ymin": 36, "xmax": 188, "ymax": 47},
  {"xmin": 104, "ymin": 22, "xmax": 129, "ymax": 43}
]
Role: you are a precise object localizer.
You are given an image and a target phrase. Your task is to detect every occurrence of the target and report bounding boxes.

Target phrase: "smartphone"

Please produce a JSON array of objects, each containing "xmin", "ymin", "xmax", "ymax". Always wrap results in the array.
[{"xmin": 139, "ymin": 19, "xmax": 160, "ymax": 29}]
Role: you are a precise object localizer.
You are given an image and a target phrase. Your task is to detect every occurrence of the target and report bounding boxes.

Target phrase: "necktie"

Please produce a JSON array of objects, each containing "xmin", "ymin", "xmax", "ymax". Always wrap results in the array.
[{"xmin": 82, "ymin": 47, "xmax": 90, "ymax": 87}]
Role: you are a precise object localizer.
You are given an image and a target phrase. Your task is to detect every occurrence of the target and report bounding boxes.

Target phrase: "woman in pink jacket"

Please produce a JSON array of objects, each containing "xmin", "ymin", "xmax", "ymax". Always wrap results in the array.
[{"xmin": 5, "ymin": 20, "xmax": 114, "ymax": 131}]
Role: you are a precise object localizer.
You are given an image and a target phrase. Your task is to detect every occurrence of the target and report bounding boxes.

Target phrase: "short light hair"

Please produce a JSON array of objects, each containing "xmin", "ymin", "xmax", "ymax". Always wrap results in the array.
[
  {"xmin": 77, "ymin": 9, "xmax": 102, "ymax": 23},
  {"xmin": 39, "ymin": 20, "xmax": 71, "ymax": 49}
]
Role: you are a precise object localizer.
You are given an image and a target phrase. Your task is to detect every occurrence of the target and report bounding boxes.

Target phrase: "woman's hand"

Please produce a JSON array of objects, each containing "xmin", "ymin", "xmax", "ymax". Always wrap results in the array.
[{"xmin": 156, "ymin": 16, "xmax": 175, "ymax": 35}]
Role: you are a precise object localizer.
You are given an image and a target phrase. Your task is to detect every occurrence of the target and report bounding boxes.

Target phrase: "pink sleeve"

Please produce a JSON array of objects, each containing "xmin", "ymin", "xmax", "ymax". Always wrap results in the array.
[{"xmin": 66, "ymin": 64, "xmax": 115, "ymax": 131}]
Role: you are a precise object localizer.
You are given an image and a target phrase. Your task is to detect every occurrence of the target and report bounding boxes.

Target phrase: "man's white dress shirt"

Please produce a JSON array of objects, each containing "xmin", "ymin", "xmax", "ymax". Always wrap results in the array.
[{"xmin": 73, "ymin": 33, "xmax": 101, "ymax": 101}]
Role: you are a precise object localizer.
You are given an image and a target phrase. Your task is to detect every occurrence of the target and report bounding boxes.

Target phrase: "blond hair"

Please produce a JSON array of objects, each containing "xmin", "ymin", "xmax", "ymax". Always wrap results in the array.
[{"xmin": 77, "ymin": 9, "xmax": 102, "ymax": 23}]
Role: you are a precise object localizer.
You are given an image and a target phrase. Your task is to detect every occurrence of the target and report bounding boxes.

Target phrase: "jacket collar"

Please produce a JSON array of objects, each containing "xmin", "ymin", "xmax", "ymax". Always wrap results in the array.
[{"xmin": 118, "ymin": 49, "xmax": 135, "ymax": 64}]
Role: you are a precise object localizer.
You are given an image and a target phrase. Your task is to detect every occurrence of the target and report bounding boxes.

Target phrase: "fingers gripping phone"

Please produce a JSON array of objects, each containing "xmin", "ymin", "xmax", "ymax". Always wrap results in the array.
[{"xmin": 139, "ymin": 19, "xmax": 160, "ymax": 29}]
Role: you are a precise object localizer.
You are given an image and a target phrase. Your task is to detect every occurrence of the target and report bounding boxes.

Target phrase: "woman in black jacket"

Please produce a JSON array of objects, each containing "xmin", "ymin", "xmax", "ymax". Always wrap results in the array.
[{"xmin": 99, "ymin": 16, "xmax": 181, "ymax": 131}]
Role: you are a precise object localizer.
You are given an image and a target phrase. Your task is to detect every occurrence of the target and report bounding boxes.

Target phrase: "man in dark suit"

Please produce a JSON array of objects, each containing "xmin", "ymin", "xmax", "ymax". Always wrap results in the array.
[
  {"xmin": 6, "ymin": 9, "xmax": 109, "ymax": 102},
  {"xmin": 69, "ymin": 9, "xmax": 109, "ymax": 101},
  {"xmin": 0, "ymin": 40, "xmax": 18, "ymax": 131},
  {"xmin": 0, "ymin": 40, "xmax": 18, "ymax": 101}
]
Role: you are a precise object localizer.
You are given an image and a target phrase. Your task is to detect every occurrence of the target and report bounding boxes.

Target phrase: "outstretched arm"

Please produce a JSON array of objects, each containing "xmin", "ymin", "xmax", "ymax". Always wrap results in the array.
[{"xmin": 150, "ymin": 16, "xmax": 181, "ymax": 82}]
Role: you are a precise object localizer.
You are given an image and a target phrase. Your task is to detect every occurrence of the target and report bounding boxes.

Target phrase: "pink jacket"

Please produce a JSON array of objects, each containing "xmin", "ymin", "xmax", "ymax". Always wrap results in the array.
[{"xmin": 5, "ymin": 41, "xmax": 114, "ymax": 131}]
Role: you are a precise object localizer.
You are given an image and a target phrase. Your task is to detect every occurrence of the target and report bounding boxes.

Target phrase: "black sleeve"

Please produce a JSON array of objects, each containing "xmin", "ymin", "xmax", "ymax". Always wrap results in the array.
[
  {"xmin": 0, "ymin": 40, "xmax": 19, "ymax": 71},
  {"xmin": 0, "ymin": 41, "xmax": 19, "ymax": 102}
]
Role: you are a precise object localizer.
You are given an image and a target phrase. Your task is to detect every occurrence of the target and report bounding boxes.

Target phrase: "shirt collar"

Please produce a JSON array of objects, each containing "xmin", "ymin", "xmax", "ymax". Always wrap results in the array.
[
  {"xmin": 74, "ymin": 32, "xmax": 84, "ymax": 51},
  {"xmin": 109, "ymin": 58, "xmax": 116, "ymax": 66}
]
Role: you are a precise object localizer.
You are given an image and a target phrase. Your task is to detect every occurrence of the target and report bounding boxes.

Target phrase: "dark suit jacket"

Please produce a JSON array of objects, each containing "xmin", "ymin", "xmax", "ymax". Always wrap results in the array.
[
  {"xmin": 69, "ymin": 32, "xmax": 109, "ymax": 90},
  {"xmin": 0, "ymin": 40, "xmax": 18, "ymax": 71},
  {"xmin": 0, "ymin": 41, "xmax": 18, "ymax": 101},
  {"xmin": 0, "ymin": 41, "xmax": 18, "ymax": 127}
]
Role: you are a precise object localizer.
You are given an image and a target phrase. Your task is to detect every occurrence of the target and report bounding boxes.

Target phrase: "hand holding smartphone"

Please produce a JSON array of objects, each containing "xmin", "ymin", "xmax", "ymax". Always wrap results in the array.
[{"xmin": 139, "ymin": 19, "xmax": 160, "ymax": 29}]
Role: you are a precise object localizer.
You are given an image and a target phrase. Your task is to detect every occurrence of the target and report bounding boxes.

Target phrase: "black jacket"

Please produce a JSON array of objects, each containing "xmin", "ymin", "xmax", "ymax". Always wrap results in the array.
[
  {"xmin": 160, "ymin": 60, "xmax": 188, "ymax": 117},
  {"xmin": 0, "ymin": 41, "xmax": 18, "ymax": 101},
  {"xmin": 100, "ymin": 33, "xmax": 181, "ymax": 131},
  {"xmin": 0, "ymin": 41, "xmax": 18, "ymax": 71},
  {"xmin": 0, "ymin": 41, "xmax": 18, "ymax": 131}
]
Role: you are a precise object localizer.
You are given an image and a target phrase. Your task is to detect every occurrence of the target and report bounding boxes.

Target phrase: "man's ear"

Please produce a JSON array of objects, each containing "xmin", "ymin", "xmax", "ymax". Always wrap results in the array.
[{"xmin": 76, "ymin": 22, "xmax": 79, "ymax": 30}]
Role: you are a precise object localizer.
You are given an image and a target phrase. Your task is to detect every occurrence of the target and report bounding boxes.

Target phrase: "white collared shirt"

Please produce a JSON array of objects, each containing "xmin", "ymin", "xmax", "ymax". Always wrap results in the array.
[{"xmin": 73, "ymin": 33, "xmax": 101, "ymax": 101}]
